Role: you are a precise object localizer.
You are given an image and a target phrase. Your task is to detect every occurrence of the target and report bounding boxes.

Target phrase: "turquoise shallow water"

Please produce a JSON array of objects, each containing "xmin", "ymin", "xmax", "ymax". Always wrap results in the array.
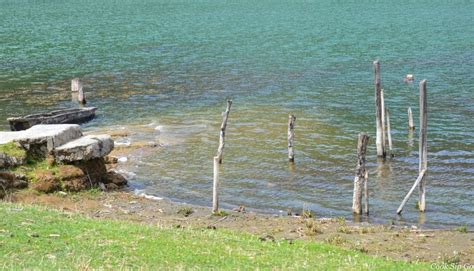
[{"xmin": 0, "ymin": 0, "xmax": 473, "ymax": 227}]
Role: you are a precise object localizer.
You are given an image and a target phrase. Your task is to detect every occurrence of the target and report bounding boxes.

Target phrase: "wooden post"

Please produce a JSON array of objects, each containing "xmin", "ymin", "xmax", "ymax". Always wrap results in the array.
[
  {"xmin": 288, "ymin": 114, "xmax": 296, "ymax": 162},
  {"xmin": 374, "ymin": 61, "xmax": 385, "ymax": 158},
  {"xmin": 364, "ymin": 170, "xmax": 369, "ymax": 215},
  {"xmin": 381, "ymin": 89, "xmax": 386, "ymax": 150},
  {"xmin": 212, "ymin": 156, "xmax": 219, "ymax": 214},
  {"xmin": 71, "ymin": 78, "xmax": 82, "ymax": 92},
  {"xmin": 216, "ymin": 100, "xmax": 232, "ymax": 164},
  {"xmin": 418, "ymin": 80, "xmax": 428, "ymax": 212},
  {"xmin": 408, "ymin": 107, "xmax": 415, "ymax": 130},
  {"xmin": 78, "ymin": 87, "xmax": 86, "ymax": 105},
  {"xmin": 386, "ymin": 107, "xmax": 393, "ymax": 157},
  {"xmin": 352, "ymin": 133, "xmax": 369, "ymax": 214}
]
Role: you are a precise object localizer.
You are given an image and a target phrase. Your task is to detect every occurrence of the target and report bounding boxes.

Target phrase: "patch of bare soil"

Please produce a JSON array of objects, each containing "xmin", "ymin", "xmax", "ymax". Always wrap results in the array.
[{"xmin": 7, "ymin": 190, "xmax": 473, "ymax": 265}]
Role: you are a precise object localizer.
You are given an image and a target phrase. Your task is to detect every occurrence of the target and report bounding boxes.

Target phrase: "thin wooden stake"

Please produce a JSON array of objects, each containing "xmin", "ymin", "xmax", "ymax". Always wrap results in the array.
[
  {"xmin": 364, "ymin": 170, "xmax": 369, "ymax": 215},
  {"xmin": 418, "ymin": 80, "xmax": 428, "ymax": 212},
  {"xmin": 408, "ymin": 107, "xmax": 415, "ymax": 130},
  {"xmin": 212, "ymin": 156, "xmax": 219, "ymax": 214},
  {"xmin": 217, "ymin": 99, "xmax": 232, "ymax": 164},
  {"xmin": 78, "ymin": 87, "xmax": 86, "ymax": 105},
  {"xmin": 381, "ymin": 89, "xmax": 386, "ymax": 149},
  {"xmin": 352, "ymin": 133, "xmax": 369, "ymax": 214},
  {"xmin": 374, "ymin": 61, "xmax": 385, "ymax": 158},
  {"xmin": 288, "ymin": 114, "xmax": 296, "ymax": 162},
  {"xmin": 397, "ymin": 169, "xmax": 426, "ymax": 214},
  {"xmin": 386, "ymin": 107, "xmax": 393, "ymax": 157}
]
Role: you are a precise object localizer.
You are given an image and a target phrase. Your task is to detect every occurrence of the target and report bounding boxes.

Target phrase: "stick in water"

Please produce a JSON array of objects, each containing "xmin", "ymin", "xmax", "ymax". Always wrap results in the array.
[
  {"xmin": 212, "ymin": 156, "xmax": 219, "ymax": 214},
  {"xmin": 418, "ymin": 80, "xmax": 428, "ymax": 211},
  {"xmin": 364, "ymin": 170, "xmax": 369, "ymax": 215},
  {"xmin": 288, "ymin": 114, "xmax": 296, "ymax": 162},
  {"xmin": 352, "ymin": 133, "xmax": 369, "ymax": 214},
  {"xmin": 397, "ymin": 169, "xmax": 426, "ymax": 214},
  {"xmin": 373, "ymin": 61, "xmax": 385, "ymax": 158},
  {"xmin": 386, "ymin": 107, "xmax": 393, "ymax": 157},
  {"xmin": 408, "ymin": 107, "xmax": 415, "ymax": 130},
  {"xmin": 217, "ymin": 99, "xmax": 232, "ymax": 164}
]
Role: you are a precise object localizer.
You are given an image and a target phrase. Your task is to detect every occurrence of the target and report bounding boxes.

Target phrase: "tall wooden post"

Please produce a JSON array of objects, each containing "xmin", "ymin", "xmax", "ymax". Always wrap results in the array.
[
  {"xmin": 352, "ymin": 133, "xmax": 369, "ymax": 214},
  {"xmin": 374, "ymin": 61, "xmax": 385, "ymax": 158},
  {"xmin": 418, "ymin": 80, "xmax": 428, "ymax": 212},
  {"xmin": 212, "ymin": 156, "xmax": 220, "ymax": 214},
  {"xmin": 386, "ymin": 108, "xmax": 393, "ymax": 157},
  {"xmin": 364, "ymin": 170, "xmax": 369, "ymax": 215},
  {"xmin": 288, "ymin": 114, "xmax": 296, "ymax": 162},
  {"xmin": 381, "ymin": 89, "xmax": 386, "ymax": 149},
  {"xmin": 217, "ymin": 100, "xmax": 232, "ymax": 164},
  {"xmin": 408, "ymin": 107, "xmax": 415, "ymax": 130}
]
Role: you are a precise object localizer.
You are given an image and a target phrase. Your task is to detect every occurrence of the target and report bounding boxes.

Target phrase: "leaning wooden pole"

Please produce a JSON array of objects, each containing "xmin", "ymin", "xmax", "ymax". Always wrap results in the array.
[
  {"xmin": 418, "ymin": 80, "xmax": 428, "ymax": 212},
  {"xmin": 216, "ymin": 100, "xmax": 232, "ymax": 164},
  {"xmin": 386, "ymin": 108, "xmax": 393, "ymax": 157},
  {"xmin": 352, "ymin": 133, "xmax": 369, "ymax": 214},
  {"xmin": 408, "ymin": 107, "xmax": 415, "ymax": 130},
  {"xmin": 288, "ymin": 114, "xmax": 296, "ymax": 162},
  {"xmin": 397, "ymin": 169, "xmax": 427, "ymax": 214},
  {"xmin": 212, "ymin": 156, "xmax": 220, "ymax": 214},
  {"xmin": 381, "ymin": 89, "xmax": 386, "ymax": 150},
  {"xmin": 373, "ymin": 61, "xmax": 385, "ymax": 158}
]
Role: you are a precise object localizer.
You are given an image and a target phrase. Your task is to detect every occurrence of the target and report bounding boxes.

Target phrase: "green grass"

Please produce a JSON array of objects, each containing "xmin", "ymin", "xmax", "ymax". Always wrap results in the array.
[
  {"xmin": 0, "ymin": 203, "xmax": 430, "ymax": 270},
  {"xmin": 0, "ymin": 142, "xmax": 26, "ymax": 160}
]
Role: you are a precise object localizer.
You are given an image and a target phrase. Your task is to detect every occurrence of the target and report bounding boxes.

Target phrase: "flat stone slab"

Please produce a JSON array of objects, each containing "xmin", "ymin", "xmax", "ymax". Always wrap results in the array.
[
  {"xmin": 0, "ymin": 124, "xmax": 83, "ymax": 151},
  {"xmin": 54, "ymin": 135, "xmax": 114, "ymax": 162}
]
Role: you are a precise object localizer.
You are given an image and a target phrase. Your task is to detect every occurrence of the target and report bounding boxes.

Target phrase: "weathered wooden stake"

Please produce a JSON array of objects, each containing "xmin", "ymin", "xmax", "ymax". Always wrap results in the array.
[
  {"xmin": 386, "ymin": 107, "xmax": 393, "ymax": 157},
  {"xmin": 408, "ymin": 107, "xmax": 415, "ymax": 130},
  {"xmin": 364, "ymin": 170, "xmax": 369, "ymax": 215},
  {"xmin": 71, "ymin": 78, "xmax": 82, "ymax": 92},
  {"xmin": 352, "ymin": 133, "xmax": 369, "ymax": 214},
  {"xmin": 381, "ymin": 89, "xmax": 386, "ymax": 149},
  {"xmin": 78, "ymin": 87, "xmax": 86, "ymax": 105},
  {"xmin": 217, "ymin": 99, "xmax": 232, "ymax": 164},
  {"xmin": 374, "ymin": 61, "xmax": 386, "ymax": 158},
  {"xmin": 288, "ymin": 114, "xmax": 296, "ymax": 162},
  {"xmin": 397, "ymin": 80, "xmax": 428, "ymax": 214},
  {"xmin": 418, "ymin": 80, "xmax": 428, "ymax": 212},
  {"xmin": 212, "ymin": 156, "xmax": 219, "ymax": 214}
]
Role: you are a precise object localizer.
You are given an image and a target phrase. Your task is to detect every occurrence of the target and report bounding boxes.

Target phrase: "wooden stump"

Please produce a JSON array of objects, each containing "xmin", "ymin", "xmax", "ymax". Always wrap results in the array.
[
  {"xmin": 212, "ymin": 156, "xmax": 219, "ymax": 214},
  {"xmin": 352, "ymin": 133, "xmax": 369, "ymax": 214},
  {"xmin": 288, "ymin": 114, "xmax": 296, "ymax": 162},
  {"xmin": 373, "ymin": 61, "xmax": 385, "ymax": 158},
  {"xmin": 217, "ymin": 100, "xmax": 232, "ymax": 164},
  {"xmin": 408, "ymin": 107, "xmax": 415, "ymax": 130},
  {"xmin": 418, "ymin": 80, "xmax": 428, "ymax": 212},
  {"xmin": 71, "ymin": 78, "xmax": 82, "ymax": 92}
]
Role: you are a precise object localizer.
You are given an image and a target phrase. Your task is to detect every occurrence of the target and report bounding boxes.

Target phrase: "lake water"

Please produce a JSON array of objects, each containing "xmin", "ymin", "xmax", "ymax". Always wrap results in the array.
[{"xmin": 0, "ymin": 0, "xmax": 473, "ymax": 228}]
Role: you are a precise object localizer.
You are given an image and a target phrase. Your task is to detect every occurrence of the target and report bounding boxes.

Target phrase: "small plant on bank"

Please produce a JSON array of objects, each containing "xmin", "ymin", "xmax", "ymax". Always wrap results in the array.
[
  {"xmin": 304, "ymin": 220, "xmax": 323, "ymax": 236},
  {"xmin": 212, "ymin": 210, "xmax": 228, "ymax": 217},
  {"xmin": 177, "ymin": 207, "xmax": 194, "ymax": 217},
  {"xmin": 325, "ymin": 235, "xmax": 348, "ymax": 246},
  {"xmin": 455, "ymin": 225, "xmax": 468, "ymax": 233}
]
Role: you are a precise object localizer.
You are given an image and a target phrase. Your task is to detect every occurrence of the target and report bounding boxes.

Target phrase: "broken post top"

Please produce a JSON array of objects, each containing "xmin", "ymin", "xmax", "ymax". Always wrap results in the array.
[{"xmin": 220, "ymin": 99, "xmax": 232, "ymax": 131}]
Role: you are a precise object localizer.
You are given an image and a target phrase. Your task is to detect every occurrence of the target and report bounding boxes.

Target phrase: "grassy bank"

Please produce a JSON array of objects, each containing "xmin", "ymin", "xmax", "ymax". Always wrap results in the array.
[{"xmin": 0, "ymin": 202, "xmax": 429, "ymax": 270}]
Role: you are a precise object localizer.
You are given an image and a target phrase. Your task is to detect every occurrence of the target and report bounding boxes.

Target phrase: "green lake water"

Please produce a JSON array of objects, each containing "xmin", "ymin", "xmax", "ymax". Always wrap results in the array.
[{"xmin": 0, "ymin": 0, "xmax": 473, "ymax": 227}]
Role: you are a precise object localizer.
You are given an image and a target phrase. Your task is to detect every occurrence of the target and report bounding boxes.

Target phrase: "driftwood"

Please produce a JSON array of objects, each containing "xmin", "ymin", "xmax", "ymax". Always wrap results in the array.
[
  {"xmin": 288, "ymin": 114, "xmax": 296, "ymax": 162},
  {"xmin": 7, "ymin": 107, "xmax": 97, "ymax": 131},
  {"xmin": 418, "ymin": 80, "xmax": 428, "ymax": 211},
  {"xmin": 373, "ymin": 61, "xmax": 385, "ymax": 158},
  {"xmin": 408, "ymin": 107, "xmax": 415, "ymax": 130},
  {"xmin": 352, "ymin": 133, "xmax": 369, "ymax": 214},
  {"xmin": 212, "ymin": 156, "xmax": 220, "ymax": 214},
  {"xmin": 216, "ymin": 100, "xmax": 232, "ymax": 164},
  {"xmin": 397, "ymin": 169, "xmax": 427, "ymax": 214}
]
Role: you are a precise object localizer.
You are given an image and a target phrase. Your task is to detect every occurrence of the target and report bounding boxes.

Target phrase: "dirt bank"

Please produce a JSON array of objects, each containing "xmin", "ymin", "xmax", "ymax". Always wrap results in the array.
[{"xmin": 7, "ymin": 189, "xmax": 473, "ymax": 265}]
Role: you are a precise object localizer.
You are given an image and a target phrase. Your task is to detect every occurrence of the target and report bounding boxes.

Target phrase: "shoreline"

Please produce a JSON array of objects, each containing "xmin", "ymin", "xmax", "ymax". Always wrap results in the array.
[{"xmin": 6, "ymin": 188, "xmax": 473, "ymax": 265}]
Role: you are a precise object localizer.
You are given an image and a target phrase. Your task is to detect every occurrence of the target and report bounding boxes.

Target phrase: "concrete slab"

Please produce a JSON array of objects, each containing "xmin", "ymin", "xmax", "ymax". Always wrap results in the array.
[{"xmin": 54, "ymin": 135, "xmax": 114, "ymax": 162}]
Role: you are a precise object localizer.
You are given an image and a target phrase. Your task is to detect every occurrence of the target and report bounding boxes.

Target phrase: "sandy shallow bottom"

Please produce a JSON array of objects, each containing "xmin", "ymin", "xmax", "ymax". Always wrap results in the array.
[{"xmin": 7, "ymin": 189, "xmax": 473, "ymax": 265}]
